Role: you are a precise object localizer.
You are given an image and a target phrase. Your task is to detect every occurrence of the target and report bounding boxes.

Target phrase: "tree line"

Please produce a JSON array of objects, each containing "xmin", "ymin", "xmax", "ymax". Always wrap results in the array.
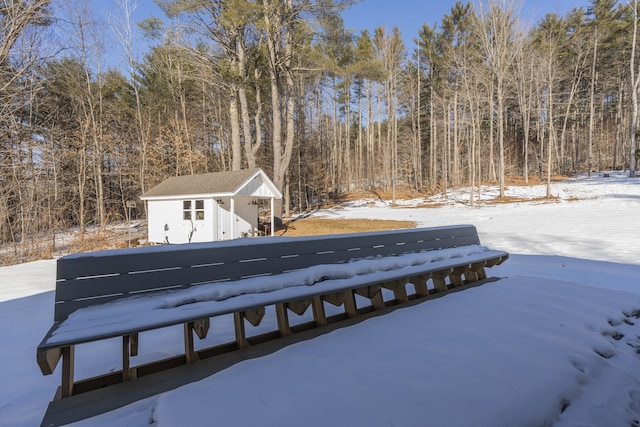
[{"xmin": 1, "ymin": 0, "xmax": 639, "ymax": 261}]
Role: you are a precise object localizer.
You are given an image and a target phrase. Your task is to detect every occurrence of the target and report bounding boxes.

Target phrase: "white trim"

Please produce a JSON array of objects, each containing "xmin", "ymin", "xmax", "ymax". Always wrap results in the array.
[
  {"xmin": 232, "ymin": 169, "xmax": 283, "ymax": 199},
  {"xmin": 140, "ymin": 192, "xmax": 235, "ymax": 202},
  {"xmin": 140, "ymin": 169, "xmax": 283, "ymax": 202},
  {"xmin": 270, "ymin": 197, "xmax": 275, "ymax": 237},
  {"xmin": 142, "ymin": 168, "xmax": 282, "ymax": 242},
  {"xmin": 230, "ymin": 197, "xmax": 235, "ymax": 239}
]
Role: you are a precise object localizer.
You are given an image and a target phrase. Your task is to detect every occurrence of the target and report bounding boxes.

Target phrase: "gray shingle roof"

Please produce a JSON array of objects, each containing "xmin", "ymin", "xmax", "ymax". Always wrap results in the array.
[{"xmin": 141, "ymin": 168, "xmax": 262, "ymax": 198}]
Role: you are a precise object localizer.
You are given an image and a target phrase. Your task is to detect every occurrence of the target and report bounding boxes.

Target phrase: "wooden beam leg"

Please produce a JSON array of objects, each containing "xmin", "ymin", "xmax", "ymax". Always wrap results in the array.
[
  {"xmin": 122, "ymin": 335, "xmax": 131, "ymax": 382},
  {"xmin": 37, "ymin": 348, "xmax": 61, "ymax": 376},
  {"xmin": 312, "ymin": 296, "xmax": 327, "ymax": 326},
  {"xmin": 243, "ymin": 307, "xmax": 265, "ymax": 327},
  {"xmin": 432, "ymin": 269, "xmax": 451, "ymax": 292},
  {"xmin": 326, "ymin": 290, "xmax": 358, "ymax": 317},
  {"xmin": 193, "ymin": 318, "xmax": 211, "ymax": 339},
  {"xmin": 343, "ymin": 290, "xmax": 358, "ymax": 318},
  {"xmin": 234, "ymin": 312, "xmax": 249, "ymax": 349},
  {"xmin": 476, "ymin": 266, "xmax": 487, "ymax": 280},
  {"xmin": 392, "ymin": 280, "xmax": 409, "ymax": 303},
  {"xmin": 464, "ymin": 269, "xmax": 479, "ymax": 283},
  {"xmin": 184, "ymin": 322, "xmax": 199, "ymax": 363},
  {"xmin": 276, "ymin": 303, "xmax": 291, "ymax": 337},
  {"xmin": 450, "ymin": 266, "xmax": 468, "ymax": 287},
  {"xmin": 130, "ymin": 333, "xmax": 139, "ymax": 357},
  {"xmin": 410, "ymin": 274, "xmax": 430, "ymax": 297},
  {"xmin": 468, "ymin": 261, "xmax": 487, "ymax": 282},
  {"xmin": 370, "ymin": 286, "xmax": 385, "ymax": 310},
  {"xmin": 61, "ymin": 346, "xmax": 75, "ymax": 398},
  {"xmin": 486, "ymin": 255, "xmax": 509, "ymax": 267},
  {"xmin": 287, "ymin": 299, "xmax": 311, "ymax": 316},
  {"xmin": 356, "ymin": 285, "xmax": 385, "ymax": 310},
  {"xmin": 323, "ymin": 292, "xmax": 345, "ymax": 307}
]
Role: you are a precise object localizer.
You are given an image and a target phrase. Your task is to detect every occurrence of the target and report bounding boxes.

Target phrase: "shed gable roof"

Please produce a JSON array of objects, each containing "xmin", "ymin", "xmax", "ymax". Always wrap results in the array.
[{"xmin": 140, "ymin": 168, "xmax": 280, "ymax": 199}]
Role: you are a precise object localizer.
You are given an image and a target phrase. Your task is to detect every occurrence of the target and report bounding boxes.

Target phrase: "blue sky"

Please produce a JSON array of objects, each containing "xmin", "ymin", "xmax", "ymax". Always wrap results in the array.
[
  {"xmin": 113, "ymin": 0, "xmax": 590, "ymax": 62},
  {"xmin": 342, "ymin": 0, "xmax": 590, "ymax": 50},
  {"xmin": 130, "ymin": 0, "xmax": 589, "ymax": 36}
]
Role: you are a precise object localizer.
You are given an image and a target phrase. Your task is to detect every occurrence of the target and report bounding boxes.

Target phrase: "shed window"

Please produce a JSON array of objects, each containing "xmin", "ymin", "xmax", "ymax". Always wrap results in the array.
[
  {"xmin": 195, "ymin": 200, "xmax": 204, "ymax": 220},
  {"xmin": 183, "ymin": 201, "xmax": 192, "ymax": 220}
]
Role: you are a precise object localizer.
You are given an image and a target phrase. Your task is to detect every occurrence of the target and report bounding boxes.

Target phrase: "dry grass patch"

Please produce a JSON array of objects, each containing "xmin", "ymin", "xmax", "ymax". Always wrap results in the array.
[
  {"xmin": 479, "ymin": 195, "xmax": 560, "ymax": 205},
  {"xmin": 505, "ymin": 175, "xmax": 568, "ymax": 186},
  {"xmin": 277, "ymin": 217, "xmax": 416, "ymax": 237},
  {"xmin": 411, "ymin": 200, "xmax": 449, "ymax": 209},
  {"xmin": 335, "ymin": 187, "xmax": 433, "ymax": 203}
]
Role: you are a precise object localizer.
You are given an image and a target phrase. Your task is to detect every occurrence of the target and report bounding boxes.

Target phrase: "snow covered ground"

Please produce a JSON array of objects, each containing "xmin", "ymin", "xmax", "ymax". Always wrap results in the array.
[{"xmin": 1, "ymin": 173, "xmax": 640, "ymax": 427}]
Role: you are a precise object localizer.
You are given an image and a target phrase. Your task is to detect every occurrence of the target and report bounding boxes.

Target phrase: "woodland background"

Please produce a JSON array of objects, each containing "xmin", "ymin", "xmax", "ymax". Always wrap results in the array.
[{"xmin": 1, "ymin": 0, "xmax": 639, "ymax": 263}]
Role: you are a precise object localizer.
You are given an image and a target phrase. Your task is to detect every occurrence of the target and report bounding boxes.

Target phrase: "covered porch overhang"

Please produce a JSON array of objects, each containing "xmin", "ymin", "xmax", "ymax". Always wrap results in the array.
[{"xmin": 224, "ymin": 194, "xmax": 277, "ymax": 238}]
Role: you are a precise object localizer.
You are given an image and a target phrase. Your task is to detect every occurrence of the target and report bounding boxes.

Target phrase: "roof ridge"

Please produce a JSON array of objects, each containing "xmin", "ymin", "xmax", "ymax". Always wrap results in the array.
[{"xmin": 140, "ymin": 168, "xmax": 269, "ymax": 199}]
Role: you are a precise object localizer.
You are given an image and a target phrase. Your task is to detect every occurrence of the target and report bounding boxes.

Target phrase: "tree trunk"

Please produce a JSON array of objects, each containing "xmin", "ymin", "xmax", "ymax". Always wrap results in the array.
[
  {"xmin": 263, "ymin": 0, "xmax": 297, "ymax": 222},
  {"xmin": 229, "ymin": 92, "xmax": 242, "ymax": 171},
  {"xmin": 588, "ymin": 31, "xmax": 598, "ymax": 178},
  {"xmin": 237, "ymin": 34, "xmax": 258, "ymax": 169},
  {"xmin": 630, "ymin": 0, "xmax": 639, "ymax": 178}
]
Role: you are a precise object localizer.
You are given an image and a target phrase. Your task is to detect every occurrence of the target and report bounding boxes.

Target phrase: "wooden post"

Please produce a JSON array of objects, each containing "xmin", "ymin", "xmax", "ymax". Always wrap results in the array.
[
  {"xmin": 184, "ymin": 322, "xmax": 199, "ymax": 363},
  {"xmin": 464, "ymin": 269, "xmax": 479, "ymax": 283},
  {"xmin": 467, "ymin": 261, "xmax": 487, "ymax": 282},
  {"xmin": 409, "ymin": 274, "xmax": 430, "ymax": 297},
  {"xmin": 61, "ymin": 346, "xmax": 75, "ymax": 398},
  {"xmin": 234, "ymin": 312, "xmax": 249, "ymax": 349},
  {"xmin": 130, "ymin": 333, "xmax": 139, "ymax": 357},
  {"xmin": 432, "ymin": 269, "xmax": 452, "ymax": 292},
  {"xmin": 324, "ymin": 291, "xmax": 346, "ymax": 306},
  {"xmin": 371, "ymin": 289, "xmax": 385, "ymax": 309},
  {"xmin": 122, "ymin": 335, "xmax": 131, "ymax": 381},
  {"xmin": 391, "ymin": 280, "xmax": 408, "ymax": 303},
  {"xmin": 312, "ymin": 296, "xmax": 327, "ymax": 326},
  {"xmin": 276, "ymin": 303, "xmax": 291, "ymax": 336},
  {"xmin": 356, "ymin": 285, "xmax": 385, "ymax": 310},
  {"xmin": 450, "ymin": 266, "xmax": 468, "ymax": 287},
  {"xmin": 343, "ymin": 290, "xmax": 358, "ymax": 318},
  {"xmin": 325, "ymin": 290, "xmax": 358, "ymax": 318}
]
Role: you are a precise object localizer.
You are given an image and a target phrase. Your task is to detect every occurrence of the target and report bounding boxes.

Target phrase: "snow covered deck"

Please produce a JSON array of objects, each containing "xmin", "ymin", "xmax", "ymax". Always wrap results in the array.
[{"xmin": 37, "ymin": 225, "xmax": 508, "ymax": 401}]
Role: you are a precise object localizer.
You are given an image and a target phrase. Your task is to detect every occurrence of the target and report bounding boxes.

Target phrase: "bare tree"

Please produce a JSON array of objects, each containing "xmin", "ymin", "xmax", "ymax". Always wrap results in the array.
[
  {"xmin": 476, "ymin": 0, "xmax": 521, "ymax": 197},
  {"xmin": 0, "ymin": 0, "xmax": 49, "ymax": 86},
  {"xmin": 58, "ymin": 0, "xmax": 110, "ymax": 230},
  {"xmin": 534, "ymin": 13, "xmax": 566, "ymax": 197},
  {"xmin": 0, "ymin": 0, "xmax": 51, "ymax": 258},
  {"xmin": 110, "ymin": 0, "xmax": 151, "ymax": 203},
  {"xmin": 514, "ymin": 37, "xmax": 536, "ymax": 183},
  {"xmin": 629, "ymin": 0, "xmax": 639, "ymax": 177}
]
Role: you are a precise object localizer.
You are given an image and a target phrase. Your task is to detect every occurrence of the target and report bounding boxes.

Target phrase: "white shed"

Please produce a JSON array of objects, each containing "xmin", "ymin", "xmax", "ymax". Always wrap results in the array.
[{"xmin": 140, "ymin": 168, "xmax": 282, "ymax": 244}]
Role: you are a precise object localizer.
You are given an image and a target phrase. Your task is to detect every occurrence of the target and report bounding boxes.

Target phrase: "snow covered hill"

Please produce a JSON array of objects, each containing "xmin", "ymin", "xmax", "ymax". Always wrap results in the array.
[{"xmin": 1, "ymin": 173, "xmax": 639, "ymax": 427}]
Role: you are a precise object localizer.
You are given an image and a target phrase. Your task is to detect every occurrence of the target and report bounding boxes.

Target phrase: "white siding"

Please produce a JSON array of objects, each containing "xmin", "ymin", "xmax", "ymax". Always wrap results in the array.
[
  {"xmin": 144, "ymin": 170, "xmax": 277, "ymax": 243},
  {"xmin": 188, "ymin": 198, "xmax": 215, "ymax": 243},
  {"xmin": 212, "ymin": 197, "xmax": 258, "ymax": 240},
  {"xmin": 233, "ymin": 196, "xmax": 259, "ymax": 237},
  {"xmin": 147, "ymin": 200, "xmax": 181, "ymax": 244},
  {"xmin": 217, "ymin": 199, "xmax": 232, "ymax": 240},
  {"xmin": 236, "ymin": 174, "xmax": 278, "ymax": 198},
  {"xmin": 147, "ymin": 198, "xmax": 215, "ymax": 244}
]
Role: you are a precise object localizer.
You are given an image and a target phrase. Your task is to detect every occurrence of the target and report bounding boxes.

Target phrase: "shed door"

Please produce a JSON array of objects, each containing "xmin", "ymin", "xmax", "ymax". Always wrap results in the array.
[{"xmin": 217, "ymin": 203, "xmax": 232, "ymax": 240}]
